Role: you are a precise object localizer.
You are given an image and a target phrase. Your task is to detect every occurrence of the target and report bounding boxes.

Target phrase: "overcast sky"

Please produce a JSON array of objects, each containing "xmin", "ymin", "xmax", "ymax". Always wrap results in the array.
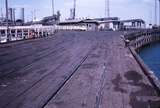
[{"xmin": 0, "ymin": 0, "xmax": 157, "ymax": 25}]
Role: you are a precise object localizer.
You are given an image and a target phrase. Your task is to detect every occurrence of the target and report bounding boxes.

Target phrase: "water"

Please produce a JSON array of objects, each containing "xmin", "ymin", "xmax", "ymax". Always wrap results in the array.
[{"xmin": 138, "ymin": 42, "xmax": 160, "ymax": 79}]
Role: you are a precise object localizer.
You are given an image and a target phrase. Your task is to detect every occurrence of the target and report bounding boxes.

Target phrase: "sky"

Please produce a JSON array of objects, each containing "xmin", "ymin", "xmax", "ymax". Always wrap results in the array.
[{"xmin": 0, "ymin": 0, "xmax": 158, "ymax": 25}]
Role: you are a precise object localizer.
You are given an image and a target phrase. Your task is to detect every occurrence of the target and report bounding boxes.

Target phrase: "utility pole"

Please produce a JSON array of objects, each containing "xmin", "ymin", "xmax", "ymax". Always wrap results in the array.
[
  {"xmin": 1, "ymin": 8, "xmax": 3, "ymax": 18},
  {"xmin": 52, "ymin": 0, "xmax": 54, "ymax": 15},
  {"xmin": 34, "ymin": 9, "xmax": 36, "ymax": 21},
  {"xmin": 31, "ymin": 11, "xmax": 34, "ymax": 21},
  {"xmin": 107, "ymin": 0, "xmax": 110, "ymax": 17},
  {"xmin": 5, "ymin": 0, "xmax": 9, "ymax": 41},
  {"xmin": 155, "ymin": 0, "xmax": 157, "ymax": 25},
  {"xmin": 73, "ymin": 0, "xmax": 76, "ymax": 19},
  {"xmin": 105, "ymin": 0, "xmax": 110, "ymax": 18},
  {"xmin": 159, "ymin": 0, "xmax": 160, "ymax": 25}
]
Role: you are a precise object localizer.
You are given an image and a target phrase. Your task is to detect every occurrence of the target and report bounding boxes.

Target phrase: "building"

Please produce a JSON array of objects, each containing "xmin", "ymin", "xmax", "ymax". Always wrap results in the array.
[
  {"xmin": 58, "ymin": 18, "xmax": 146, "ymax": 31},
  {"xmin": 93, "ymin": 17, "xmax": 119, "ymax": 21},
  {"xmin": 58, "ymin": 19, "xmax": 98, "ymax": 31},
  {"xmin": 120, "ymin": 19, "xmax": 146, "ymax": 30},
  {"xmin": 58, "ymin": 17, "xmax": 121, "ymax": 31}
]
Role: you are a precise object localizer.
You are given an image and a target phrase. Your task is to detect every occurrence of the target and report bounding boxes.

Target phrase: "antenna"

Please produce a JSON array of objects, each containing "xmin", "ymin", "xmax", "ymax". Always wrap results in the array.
[{"xmin": 52, "ymin": 0, "xmax": 54, "ymax": 15}]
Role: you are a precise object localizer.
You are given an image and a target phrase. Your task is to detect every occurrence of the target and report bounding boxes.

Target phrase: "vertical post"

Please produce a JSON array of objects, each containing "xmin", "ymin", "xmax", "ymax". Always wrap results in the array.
[
  {"xmin": 159, "ymin": 0, "xmax": 160, "ymax": 25},
  {"xmin": 9, "ymin": 29, "xmax": 11, "ymax": 40},
  {"xmin": 37, "ymin": 29, "xmax": 40, "ymax": 37},
  {"xmin": 52, "ymin": 0, "xmax": 54, "ymax": 15},
  {"xmin": 1, "ymin": 8, "xmax": 3, "ymax": 18},
  {"xmin": 15, "ymin": 29, "xmax": 17, "ymax": 40},
  {"xmin": 105, "ymin": 0, "xmax": 110, "ymax": 17},
  {"xmin": 42, "ymin": 29, "xmax": 44, "ymax": 37},
  {"xmin": 5, "ymin": 29, "xmax": 7, "ymax": 41},
  {"xmin": 107, "ymin": 0, "xmax": 110, "ymax": 17},
  {"xmin": 5, "ymin": 0, "xmax": 9, "ymax": 41},
  {"xmin": 155, "ymin": 0, "xmax": 157, "ymax": 25},
  {"xmin": 22, "ymin": 29, "xmax": 24, "ymax": 39},
  {"xmin": 12, "ymin": 8, "xmax": 16, "ymax": 25},
  {"xmin": 73, "ymin": 0, "xmax": 76, "ymax": 19},
  {"xmin": 28, "ymin": 29, "xmax": 30, "ymax": 39}
]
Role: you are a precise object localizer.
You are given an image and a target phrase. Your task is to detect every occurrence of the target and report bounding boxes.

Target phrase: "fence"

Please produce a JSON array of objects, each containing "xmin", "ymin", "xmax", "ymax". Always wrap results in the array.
[{"xmin": 0, "ymin": 25, "xmax": 56, "ymax": 43}]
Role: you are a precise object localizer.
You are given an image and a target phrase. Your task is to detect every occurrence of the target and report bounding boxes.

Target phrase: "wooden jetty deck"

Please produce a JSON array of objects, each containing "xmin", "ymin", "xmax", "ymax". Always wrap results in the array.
[{"xmin": 0, "ymin": 31, "xmax": 159, "ymax": 108}]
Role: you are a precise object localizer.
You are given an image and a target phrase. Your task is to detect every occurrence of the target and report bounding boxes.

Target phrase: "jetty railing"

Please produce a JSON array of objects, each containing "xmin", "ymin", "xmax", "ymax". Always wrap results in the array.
[
  {"xmin": 55, "ymin": 25, "xmax": 87, "ymax": 31},
  {"xmin": 0, "ymin": 25, "xmax": 88, "ymax": 43},
  {"xmin": 124, "ymin": 29, "xmax": 160, "ymax": 50},
  {"xmin": 0, "ymin": 25, "xmax": 56, "ymax": 43}
]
